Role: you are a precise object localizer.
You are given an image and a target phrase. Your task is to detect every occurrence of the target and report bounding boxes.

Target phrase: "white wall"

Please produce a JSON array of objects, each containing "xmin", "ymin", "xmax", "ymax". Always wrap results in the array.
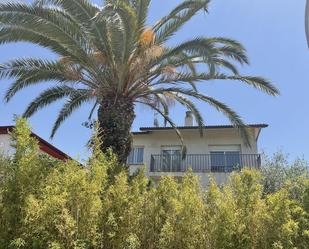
[
  {"xmin": 132, "ymin": 128, "xmax": 257, "ymax": 165},
  {"xmin": 0, "ymin": 134, "xmax": 52, "ymax": 158},
  {"xmin": 129, "ymin": 127, "xmax": 259, "ymax": 184},
  {"xmin": 149, "ymin": 172, "xmax": 231, "ymax": 188},
  {"xmin": 0, "ymin": 134, "xmax": 15, "ymax": 156}
]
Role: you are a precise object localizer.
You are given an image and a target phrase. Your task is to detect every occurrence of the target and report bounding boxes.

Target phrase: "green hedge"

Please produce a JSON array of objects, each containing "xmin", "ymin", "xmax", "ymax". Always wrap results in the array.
[{"xmin": 0, "ymin": 119, "xmax": 309, "ymax": 249}]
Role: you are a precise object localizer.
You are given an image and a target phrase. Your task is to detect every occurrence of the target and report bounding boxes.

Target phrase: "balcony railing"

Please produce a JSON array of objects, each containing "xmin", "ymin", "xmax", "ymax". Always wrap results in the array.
[{"xmin": 150, "ymin": 154, "xmax": 261, "ymax": 173}]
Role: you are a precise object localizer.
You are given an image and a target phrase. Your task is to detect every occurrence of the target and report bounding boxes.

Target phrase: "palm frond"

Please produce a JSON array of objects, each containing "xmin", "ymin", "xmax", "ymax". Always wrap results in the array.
[
  {"xmin": 23, "ymin": 86, "xmax": 83, "ymax": 118},
  {"xmin": 151, "ymin": 72, "xmax": 207, "ymax": 86},
  {"xmin": 207, "ymin": 37, "xmax": 246, "ymax": 53},
  {"xmin": 143, "ymin": 87, "xmax": 253, "ymax": 146},
  {"xmin": 50, "ymin": 89, "xmax": 93, "ymax": 138},
  {"xmin": 0, "ymin": 58, "xmax": 59, "ymax": 78},
  {"xmin": 165, "ymin": 51, "xmax": 199, "ymax": 90},
  {"xmin": 154, "ymin": 0, "xmax": 210, "ymax": 44},
  {"xmin": 0, "ymin": 59, "xmax": 71, "ymax": 102},
  {"xmin": 0, "ymin": 27, "xmax": 78, "ymax": 60},
  {"xmin": 88, "ymin": 100, "xmax": 98, "ymax": 120},
  {"xmin": 102, "ymin": 1, "xmax": 137, "ymax": 64},
  {"xmin": 211, "ymin": 74, "xmax": 280, "ymax": 96},
  {"xmin": 0, "ymin": 2, "xmax": 89, "ymax": 58},
  {"xmin": 135, "ymin": 0, "xmax": 151, "ymax": 32},
  {"xmin": 210, "ymin": 58, "xmax": 239, "ymax": 74},
  {"xmin": 152, "ymin": 92, "xmax": 175, "ymax": 120},
  {"xmin": 38, "ymin": 0, "xmax": 116, "ymax": 66},
  {"xmin": 215, "ymin": 45, "xmax": 248, "ymax": 65},
  {"xmin": 151, "ymin": 72, "xmax": 279, "ymax": 96},
  {"xmin": 162, "ymin": 37, "xmax": 248, "ymax": 65},
  {"xmin": 137, "ymin": 100, "xmax": 187, "ymax": 158},
  {"xmin": 170, "ymin": 93, "xmax": 205, "ymax": 136}
]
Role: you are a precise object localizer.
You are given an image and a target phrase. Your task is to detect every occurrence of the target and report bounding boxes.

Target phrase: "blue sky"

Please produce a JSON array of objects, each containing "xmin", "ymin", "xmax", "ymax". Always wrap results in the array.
[{"xmin": 1, "ymin": 0, "xmax": 309, "ymax": 160}]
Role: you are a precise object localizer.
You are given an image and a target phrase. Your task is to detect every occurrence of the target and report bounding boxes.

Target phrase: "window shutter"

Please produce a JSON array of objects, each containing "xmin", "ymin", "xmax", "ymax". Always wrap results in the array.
[
  {"xmin": 136, "ymin": 148, "xmax": 144, "ymax": 164},
  {"xmin": 127, "ymin": 147, "xmax": 144, "ymax": 164}
]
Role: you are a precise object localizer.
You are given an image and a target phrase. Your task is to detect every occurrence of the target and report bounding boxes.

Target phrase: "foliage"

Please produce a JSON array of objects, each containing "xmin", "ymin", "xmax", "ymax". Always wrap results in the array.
[
  {"xmin": 1, "ymin": 120, "xmax": 309, "ymax": 249},
  {"xmin": 0, "ymin": 0, "xmax": 279, "ymax": 157},
  {"xmin": 261, "ymin": 151, "xmax": 309, "ymax": 198}
]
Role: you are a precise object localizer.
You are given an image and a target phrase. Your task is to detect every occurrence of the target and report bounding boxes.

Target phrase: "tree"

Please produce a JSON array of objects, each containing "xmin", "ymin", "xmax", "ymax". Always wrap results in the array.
[
  {"xmin": 261, "ymin": 151, "xmax": 309, "ymax": 196},
  {"xmin": 0, "ymin": 0, "xmax": 279, "ymax": 165}
]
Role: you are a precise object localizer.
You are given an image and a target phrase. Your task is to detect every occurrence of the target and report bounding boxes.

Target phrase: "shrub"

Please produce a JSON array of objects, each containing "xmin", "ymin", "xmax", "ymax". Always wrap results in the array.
[
  {"xmin": 261, "ymin": 151, "xmax": 309, "ymax": 199},
  {"xmin": 0, "ymin": 119, "xmax": 309, "ymax": 248}
]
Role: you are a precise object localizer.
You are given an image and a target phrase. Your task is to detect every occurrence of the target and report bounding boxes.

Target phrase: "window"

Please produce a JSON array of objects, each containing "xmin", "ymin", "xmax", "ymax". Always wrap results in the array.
[
  {"xmin": 127, "ymin": 147, "xmax": 144, "ymax": 164},
  {"xmin": 210, "ymin": 151, "xmax": 241, "ymax": 172},
  {"xmin": 161, "ymin": 146, "xmax": 181, "ymax": 172}
]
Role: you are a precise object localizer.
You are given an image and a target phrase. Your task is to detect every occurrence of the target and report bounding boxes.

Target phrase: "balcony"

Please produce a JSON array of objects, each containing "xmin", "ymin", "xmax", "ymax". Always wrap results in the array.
[{"xmin": 150, "ymin": 154, "xmax": 261, "ymax": 173}]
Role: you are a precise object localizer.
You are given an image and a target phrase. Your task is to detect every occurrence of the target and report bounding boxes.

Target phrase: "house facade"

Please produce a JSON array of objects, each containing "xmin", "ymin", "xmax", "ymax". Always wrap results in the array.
[
  {"xmin": 128, "ymin": 112, "xmax": 266, "ymax": 186},
  {"xmin": 0, "ymin": 126, "xmax": 70, "ymax": 161}
]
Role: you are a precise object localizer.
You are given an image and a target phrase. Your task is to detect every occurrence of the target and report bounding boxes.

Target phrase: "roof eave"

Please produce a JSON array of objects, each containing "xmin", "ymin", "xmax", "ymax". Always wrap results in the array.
[
  {"xmin": 139, "ymin": 124, "xmax": 269, "ymax": 132},
  {"xmin": 0, "ymin": 126, "xmax": 70, "ymax": 161}
]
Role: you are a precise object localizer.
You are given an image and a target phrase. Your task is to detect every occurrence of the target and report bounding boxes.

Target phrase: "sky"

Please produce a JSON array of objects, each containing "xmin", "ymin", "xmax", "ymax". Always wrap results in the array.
[{"xmin": 0, "ymin": 0, "xmax": 309, "ymax": 161}]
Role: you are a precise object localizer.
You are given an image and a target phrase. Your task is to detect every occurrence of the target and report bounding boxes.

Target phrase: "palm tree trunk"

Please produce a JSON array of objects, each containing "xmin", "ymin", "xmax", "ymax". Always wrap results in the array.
[{"xmin": 98, "ymin": 96, "xmax": 135, "ymax": 166}]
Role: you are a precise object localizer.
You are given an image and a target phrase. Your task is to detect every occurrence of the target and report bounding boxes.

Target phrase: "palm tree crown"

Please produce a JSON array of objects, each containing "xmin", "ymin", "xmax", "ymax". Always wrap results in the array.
[{"xmin": 0, "ymin": 0, "xmax": 279, "ymax": 164}]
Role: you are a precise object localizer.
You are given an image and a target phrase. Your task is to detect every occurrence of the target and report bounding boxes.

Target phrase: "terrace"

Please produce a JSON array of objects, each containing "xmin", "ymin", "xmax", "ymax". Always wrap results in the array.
[{"xmin": 149, "ymin": 153, "xmax": 261, "ymax": 173}]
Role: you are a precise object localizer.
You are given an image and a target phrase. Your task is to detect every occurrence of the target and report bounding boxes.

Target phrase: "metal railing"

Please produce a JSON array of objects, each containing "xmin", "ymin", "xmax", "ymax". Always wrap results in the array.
[{"xmin": 150, "ymin": 154, "xmax": 261, "ymax": 173}]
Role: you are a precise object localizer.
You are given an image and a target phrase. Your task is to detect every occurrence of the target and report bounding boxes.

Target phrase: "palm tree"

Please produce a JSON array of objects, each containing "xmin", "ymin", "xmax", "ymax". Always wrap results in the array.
[{"xmin": 0, "ymin": 0, "xmax": 278, "ymax": 165}]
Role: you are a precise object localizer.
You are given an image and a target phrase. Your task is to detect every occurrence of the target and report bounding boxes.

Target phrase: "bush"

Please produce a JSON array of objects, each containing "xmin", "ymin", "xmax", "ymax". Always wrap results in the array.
[
  {"xmin": 1, "ymin": 119, "xmax": 309, "ymax": 249},
  {"xmin": 261, "ymin": 151, "xmax": 309, "ymax": 199}
]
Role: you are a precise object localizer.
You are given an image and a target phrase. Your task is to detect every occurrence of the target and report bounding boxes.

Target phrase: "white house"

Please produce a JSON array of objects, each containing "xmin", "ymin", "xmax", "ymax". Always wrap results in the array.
[
  {"xmin": 128, "ymin": 112, "xmax": 266, "ymax": 186},
  {"xmin": 0, "ymin": 126, "xmax": 69, "ymax": 161}
]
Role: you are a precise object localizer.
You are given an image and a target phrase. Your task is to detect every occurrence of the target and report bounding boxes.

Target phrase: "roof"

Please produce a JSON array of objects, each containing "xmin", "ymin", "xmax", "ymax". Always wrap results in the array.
[
  {"xmin": 0, "ymin": 126, "xmax": 70, "ymax": 161},
  {"xmin": 132, "ymin": 124, "xmax": 268, "ymax": 134}
]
